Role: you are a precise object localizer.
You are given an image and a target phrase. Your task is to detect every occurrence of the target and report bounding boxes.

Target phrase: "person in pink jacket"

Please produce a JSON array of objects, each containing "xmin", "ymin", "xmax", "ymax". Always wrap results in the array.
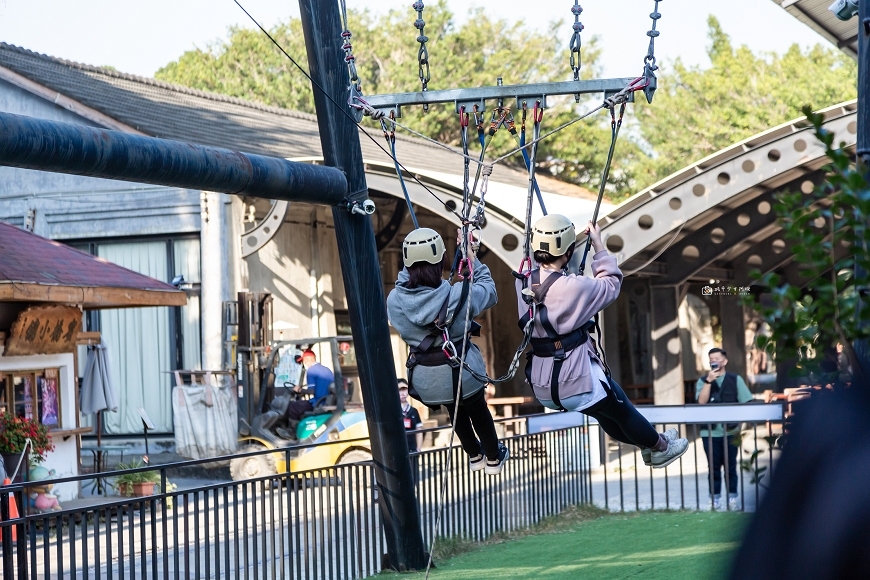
[{"xmin": 516, "ymin": 214, "xmax": 688, "ymax": 468}]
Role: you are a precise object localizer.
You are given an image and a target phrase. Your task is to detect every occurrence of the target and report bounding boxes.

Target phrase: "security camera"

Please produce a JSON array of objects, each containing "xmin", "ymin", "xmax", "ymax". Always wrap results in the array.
[
  {"xmin": 348, "ymin": 199, "xmax": 376, "ymax": 216},
  {"xmin": 829, "ymin": 0, "xmax": 858, "ymax": 20}
]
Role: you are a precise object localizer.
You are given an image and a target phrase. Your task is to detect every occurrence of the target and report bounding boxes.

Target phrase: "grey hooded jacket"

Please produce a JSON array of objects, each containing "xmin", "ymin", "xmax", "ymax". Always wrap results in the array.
[{"xmin": 386, "ymin": 258, "xmax": 497, "ymax": 405}]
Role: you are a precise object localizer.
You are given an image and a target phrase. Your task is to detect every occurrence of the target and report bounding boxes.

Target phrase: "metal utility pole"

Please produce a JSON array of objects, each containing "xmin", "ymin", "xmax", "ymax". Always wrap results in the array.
[{"xmin": 297, "ymin": 0, "xmax": 428, "ymax": 571}]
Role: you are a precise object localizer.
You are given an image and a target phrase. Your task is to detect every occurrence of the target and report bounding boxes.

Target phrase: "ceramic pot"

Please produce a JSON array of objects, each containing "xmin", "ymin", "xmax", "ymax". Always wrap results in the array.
[
  {"xmin": 1, "ymin": 451, "xmax": 27, "ymax": 484},
  {"xmin": 117, "ymin": 482, "xmax": 156, "ymax": 497}
]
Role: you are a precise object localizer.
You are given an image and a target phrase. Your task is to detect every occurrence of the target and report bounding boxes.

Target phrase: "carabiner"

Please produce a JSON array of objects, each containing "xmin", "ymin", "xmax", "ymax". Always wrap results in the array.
[
  {"xmin": 533, "ymin": 101, "xmax": 544, "ymax": 124},
  {"xmin": 457, "ymin": 257, "xmax": 473, "ymax": 280},
  {"xmin": 517, "ymin": 256, "xmax": 533, "ymax": 277},
  {"xmin": 441, "ymin": 331, "xmax": 458, "ymax": 362}
]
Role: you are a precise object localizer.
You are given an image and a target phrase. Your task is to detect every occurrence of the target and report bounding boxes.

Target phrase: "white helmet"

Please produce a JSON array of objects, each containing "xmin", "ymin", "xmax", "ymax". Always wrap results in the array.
[
  {"xmin": 531, "ymin": 214, "xmax": 576, "ymax": 257},
  {"xmin": 402, "ymin": 228, "xmax": 446, "ymax": 268}
]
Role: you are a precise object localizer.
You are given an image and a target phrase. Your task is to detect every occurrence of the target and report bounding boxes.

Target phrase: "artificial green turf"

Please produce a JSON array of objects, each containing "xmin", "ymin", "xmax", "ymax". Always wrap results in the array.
[{"xmin": 382, "ymin": 510, "xmax": 749, "ymax": 579}]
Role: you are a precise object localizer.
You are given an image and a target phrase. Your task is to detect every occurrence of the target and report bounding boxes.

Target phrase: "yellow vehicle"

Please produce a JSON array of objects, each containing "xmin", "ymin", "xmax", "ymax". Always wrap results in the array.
[{"xmin": 228, "ymin": 326, "xmax": 372, "ymax": 481}]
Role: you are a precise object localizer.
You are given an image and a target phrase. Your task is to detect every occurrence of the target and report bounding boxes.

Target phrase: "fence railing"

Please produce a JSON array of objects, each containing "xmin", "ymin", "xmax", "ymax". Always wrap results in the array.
[{"xmin": 1, "ymin": 403, "xmax": 784, "ymax": 579}]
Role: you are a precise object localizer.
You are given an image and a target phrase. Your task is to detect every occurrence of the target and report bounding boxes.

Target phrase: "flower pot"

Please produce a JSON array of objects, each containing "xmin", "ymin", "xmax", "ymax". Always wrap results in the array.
[
  {"xmin": 1, "ymin": 451, "xmax": 27, "ymax": 484},
  {"xmin": 117, "ymin": 482, "xmax": 157, "ymax": 497}
]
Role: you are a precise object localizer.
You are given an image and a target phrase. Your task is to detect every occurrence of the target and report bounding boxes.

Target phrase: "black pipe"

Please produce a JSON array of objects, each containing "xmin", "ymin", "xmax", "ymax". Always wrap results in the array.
[
  {"xmin": 0, "ymin": 111, "xmax": 348, "ymax": 204},
  {"xmin": 298, "ymin": 0, "xmax": 428, "ymax": 571}
]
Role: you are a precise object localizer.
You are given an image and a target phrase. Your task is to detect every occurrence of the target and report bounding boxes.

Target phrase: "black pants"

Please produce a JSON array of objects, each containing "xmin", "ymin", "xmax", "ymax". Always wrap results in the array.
[
  {"xmin": 583, "ymin": 378, "xmax": 660, "ymax": 449},
  {"xmin": 702, "ymin": 434, "xmax": 739, "ymax": 496},
  {"xmin": 285, "ymin": 400, "xmax": 314, "ymax": 422},
  {"xmin": 445, "ymin": 389, "xmax": 501, "ymax": 460}
]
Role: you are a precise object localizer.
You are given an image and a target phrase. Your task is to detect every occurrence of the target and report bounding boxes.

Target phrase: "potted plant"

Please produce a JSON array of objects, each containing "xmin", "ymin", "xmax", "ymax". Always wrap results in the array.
[
  {"xmin": 0, "ymin": 413, "xmax": 54, "ymax": 483},
  {"xmin": 112, "ymin": 460, "xmax": 161, "ymax": 497}
]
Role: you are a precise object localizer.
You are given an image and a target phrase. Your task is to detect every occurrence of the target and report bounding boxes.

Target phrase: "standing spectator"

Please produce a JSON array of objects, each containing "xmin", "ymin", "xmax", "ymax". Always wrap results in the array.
[
  {"xmin": 398, "ymin": 379, "xmax": 423, "ymax": 453},
  {"xmin": 836, "ymin": 343, "xmax": 852, "ymax": 386},
  {"xmin": 696, "ymin": 347, "xmax": 753, "ymax": 509}
]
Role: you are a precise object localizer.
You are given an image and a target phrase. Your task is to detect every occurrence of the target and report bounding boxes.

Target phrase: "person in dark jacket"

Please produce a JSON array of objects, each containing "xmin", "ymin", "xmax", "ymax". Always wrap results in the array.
[{"xmin": 729, "ymin": 378, "xmax": 870, "ymax": 579}]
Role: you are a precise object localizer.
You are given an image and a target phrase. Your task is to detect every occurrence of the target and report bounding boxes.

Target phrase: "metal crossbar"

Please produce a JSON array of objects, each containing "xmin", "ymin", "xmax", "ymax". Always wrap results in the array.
[{"xmin": 362, "ymin": 77, "xmax": 636, "ymax": 117}]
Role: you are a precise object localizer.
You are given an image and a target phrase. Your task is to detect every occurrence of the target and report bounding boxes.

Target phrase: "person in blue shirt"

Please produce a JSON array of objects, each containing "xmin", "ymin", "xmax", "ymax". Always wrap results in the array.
[
  {"xmin": 299, "ymin": 349, "xmax": 334, "ymax": 407},
  {"xmin": 284, "ymin": 349, "xmax": 335, "ymax": 421}
]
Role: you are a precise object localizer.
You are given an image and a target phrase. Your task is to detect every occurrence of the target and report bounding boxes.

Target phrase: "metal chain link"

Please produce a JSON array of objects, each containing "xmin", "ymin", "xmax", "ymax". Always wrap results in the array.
[
  {"xmin": 339, "ymin": 0, "xmax": 359, "ymax": 91},
  {"xmin": 645, "ymin": 0, "xmax": 662, "ymax": 69},
  {"xmin": 568, "ymin": 0, "xmax": 584, "ymax": 81},
  {"xmin": 641, "ymin": 0, "xmax": 662, "ymax": 104},
  {"xmin": 413, "ymin": 1, "xmax": 431, "ymax": 111}
]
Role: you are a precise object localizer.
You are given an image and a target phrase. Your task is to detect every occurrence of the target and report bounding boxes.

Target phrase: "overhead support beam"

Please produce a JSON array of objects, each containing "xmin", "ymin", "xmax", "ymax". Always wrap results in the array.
[
  {"xmin": 653, "ymin": 189, "xmax": 779, "ymax": 287},
  {"xmin": 731, "ymin": 228, "xmax": 796, "ymax": 282},
  {"xmin": 0, "ymin": 111, "xmax": 348, "ymax": 204},
  {"xmin": 363, "ymin": 77, "xmax": 636, "ymax": 117}
]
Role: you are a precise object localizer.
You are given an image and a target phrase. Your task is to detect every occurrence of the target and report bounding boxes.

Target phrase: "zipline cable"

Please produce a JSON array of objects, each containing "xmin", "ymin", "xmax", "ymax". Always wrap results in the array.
[
  {"xmin": 425, "ymin": 225, "xmax": 477, "ymax": 580},
  {"xmin": 381, "ymin": 113, "xmax": 420, "ymax": 229},
  {"xmin": 516, "ymin": 105, "xmax": 547, "ymax": 214},
  {"xmin": 578, "ymin": 101, "xmax": 626, "ymax": 277}
]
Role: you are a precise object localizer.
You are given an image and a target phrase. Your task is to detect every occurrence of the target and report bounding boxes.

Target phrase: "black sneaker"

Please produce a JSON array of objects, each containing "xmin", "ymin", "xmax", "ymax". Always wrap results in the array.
[{"xmin": 485, "ymin": 443, "xmax": 510, "ymax": 475}]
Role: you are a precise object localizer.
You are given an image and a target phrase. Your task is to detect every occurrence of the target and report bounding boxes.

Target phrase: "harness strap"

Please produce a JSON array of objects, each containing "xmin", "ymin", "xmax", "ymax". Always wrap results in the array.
[
  {"xmin": 521, "ymin": 268, "xmax": 605, "ymax": 411},
  {"xmin": 408, "ymin": 275, "xmax": 473, "ymax": 366}
]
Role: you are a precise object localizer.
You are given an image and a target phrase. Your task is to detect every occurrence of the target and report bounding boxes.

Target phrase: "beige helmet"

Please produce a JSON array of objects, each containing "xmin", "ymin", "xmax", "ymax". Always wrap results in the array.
[
  {"xmin": 402, "ymin": 228, "xmax": 446, "ymax": 267},
  {"xmin": 531, "ymin": 214, "xmax": 576, "ymax": 257}
]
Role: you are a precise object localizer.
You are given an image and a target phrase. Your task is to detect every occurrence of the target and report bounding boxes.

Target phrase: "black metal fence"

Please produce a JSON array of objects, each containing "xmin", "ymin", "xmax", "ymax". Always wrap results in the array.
[{"xmin": 1, "ymin": 406, "xmax": 783, "ymax": 579}]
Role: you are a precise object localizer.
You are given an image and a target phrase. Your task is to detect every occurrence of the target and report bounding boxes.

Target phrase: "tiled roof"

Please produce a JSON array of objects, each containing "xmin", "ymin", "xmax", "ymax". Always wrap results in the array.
[
  {"xmin": 0, "ymin": 42, "xmax": 596, "ymax": 198},
  {"xmin": 0, "ymin": 221, "xmax": 185, "ymax": 307}
]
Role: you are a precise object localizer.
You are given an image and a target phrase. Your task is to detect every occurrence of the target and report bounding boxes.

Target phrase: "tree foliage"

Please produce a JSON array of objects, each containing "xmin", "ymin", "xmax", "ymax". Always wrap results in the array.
[
  {"xmin": 634, "ymin": 17, "xmax": 857, "ymax": 189},
  {"xmin": 156, "ymin": 12, "xmax": 857, "ymax": 201},
  {"xmin": 746, "ymin": 108, "xmax": 870, "ymax": 385},
  {"xmin": 155, "ymin": 2, "xmax": 639, "ymax": 197}
]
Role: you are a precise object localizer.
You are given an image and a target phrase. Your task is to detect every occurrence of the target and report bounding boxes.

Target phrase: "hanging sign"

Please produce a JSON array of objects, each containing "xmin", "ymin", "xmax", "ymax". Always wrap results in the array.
[{"xmin": 3, "ymin": 305, "xmax": 81, "ymax": 356}]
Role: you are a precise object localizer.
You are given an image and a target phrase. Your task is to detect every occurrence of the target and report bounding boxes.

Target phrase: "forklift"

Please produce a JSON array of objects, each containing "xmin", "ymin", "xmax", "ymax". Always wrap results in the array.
[{"xmin": 225, "ymin": 293, "xmax": 371, "ymax": 481}]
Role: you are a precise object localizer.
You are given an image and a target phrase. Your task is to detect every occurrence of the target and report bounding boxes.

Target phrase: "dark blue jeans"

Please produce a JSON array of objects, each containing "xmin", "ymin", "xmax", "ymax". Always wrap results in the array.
[{"xmin": 702, "ymin": 434, "xmax": 739, "ymax": 496}]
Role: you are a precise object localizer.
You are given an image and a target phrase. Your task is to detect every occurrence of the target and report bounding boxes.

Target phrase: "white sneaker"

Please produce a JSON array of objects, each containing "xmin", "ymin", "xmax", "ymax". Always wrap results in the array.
[
  {"xmin": 484, "ymin": 443, "xmax": 510, "ymax": 475},
  {"xmin": 642, "ymin": 428, "xmax": 680, "ymax": 465},
  {"xmin": 648, "ymin": 437, "xmax": 689, "ymax": 469},
  {"xmin": 469, "ymin": 454, "xmax": 485, "ymax": 472},
  {"xmin": 728, "ymin": 495, "xmax": 739, "ymax": 510}
]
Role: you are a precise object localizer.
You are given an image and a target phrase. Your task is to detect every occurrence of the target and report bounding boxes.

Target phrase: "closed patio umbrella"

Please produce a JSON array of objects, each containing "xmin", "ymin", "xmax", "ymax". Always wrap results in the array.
[{"xmin": 81, "ymin": 341, "xmax": 118, "ymax": 446}]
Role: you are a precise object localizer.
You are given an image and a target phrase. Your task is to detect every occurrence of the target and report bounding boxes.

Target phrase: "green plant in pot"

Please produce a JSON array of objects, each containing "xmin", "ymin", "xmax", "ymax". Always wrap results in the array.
[
  {"xmin": 0, "ymin": 413, "xmax": 55, "ymax": 483},
  {"xmin": 112, "ymin": 460, "xmax": 161, "ymax": 497}
]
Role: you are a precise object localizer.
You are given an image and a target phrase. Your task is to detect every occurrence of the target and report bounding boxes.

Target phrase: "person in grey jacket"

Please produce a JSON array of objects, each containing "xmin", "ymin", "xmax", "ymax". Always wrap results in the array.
[
  {"xmin": 387, "ymin": 227, "xmax": 509, "ymax": 475},
  {"xmin": 516, "ymin": 214, "xmax": 688, "ymax": 468}
]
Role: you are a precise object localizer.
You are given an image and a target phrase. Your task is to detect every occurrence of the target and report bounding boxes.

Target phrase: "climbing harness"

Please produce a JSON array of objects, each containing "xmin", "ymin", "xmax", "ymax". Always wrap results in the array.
[{"xmin": 520, "ymin": 269, "xmax": 593, "ymax": 410}]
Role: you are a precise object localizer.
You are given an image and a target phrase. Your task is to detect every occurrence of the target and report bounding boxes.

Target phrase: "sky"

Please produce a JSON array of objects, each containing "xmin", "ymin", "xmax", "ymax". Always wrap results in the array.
[{"xmin": 0, "ymin": 0, "xmax": 835, "ymax": 80}]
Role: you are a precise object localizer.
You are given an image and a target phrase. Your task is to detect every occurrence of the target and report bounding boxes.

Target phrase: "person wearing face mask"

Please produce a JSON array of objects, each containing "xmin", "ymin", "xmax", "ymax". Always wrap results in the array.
[{"xmin": 696, "ymin": 347, "xmax": 753, "ymax": 509}]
